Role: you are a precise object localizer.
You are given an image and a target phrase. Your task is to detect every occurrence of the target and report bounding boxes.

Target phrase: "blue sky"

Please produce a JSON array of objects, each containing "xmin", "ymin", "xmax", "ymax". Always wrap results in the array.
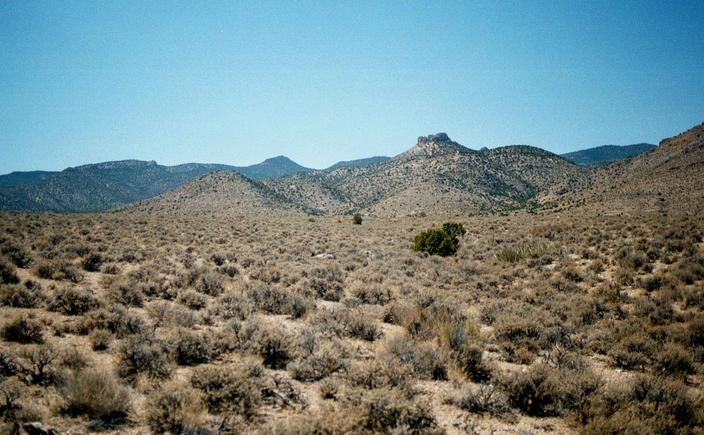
[{"xmin": 1, "ymin": 0, "xmax": 703, "ymax": 173}]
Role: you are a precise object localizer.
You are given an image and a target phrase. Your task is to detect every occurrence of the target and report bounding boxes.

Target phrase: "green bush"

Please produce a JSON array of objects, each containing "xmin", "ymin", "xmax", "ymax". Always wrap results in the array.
[
  {"xmin": 353, "ymin": 213, "xmax": 363, "ymax": 225},
  {"xmin": 412, "ymin": 222, "xmax": 466, "ymax": 256}
]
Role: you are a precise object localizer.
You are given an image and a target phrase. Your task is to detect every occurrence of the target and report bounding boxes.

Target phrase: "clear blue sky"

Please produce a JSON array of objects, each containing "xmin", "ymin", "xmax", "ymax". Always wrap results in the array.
[{"xmin": 1, "ymin": 0, "xmax": 703, "ymax": 173}]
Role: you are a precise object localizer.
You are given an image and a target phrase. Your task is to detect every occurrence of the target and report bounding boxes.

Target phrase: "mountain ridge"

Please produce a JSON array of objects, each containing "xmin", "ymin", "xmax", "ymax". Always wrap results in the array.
[
  {"xmin": 0, "ymin": 156, "xmax": 314, "ymax": 212},
  {"xmin": 561, "ymin": 143, "xmax": 656, "ymax": 167}
]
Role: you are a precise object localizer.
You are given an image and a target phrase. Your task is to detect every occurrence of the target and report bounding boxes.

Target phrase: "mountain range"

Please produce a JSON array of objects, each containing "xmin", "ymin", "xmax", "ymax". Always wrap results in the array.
[
  {"xmin": 561, "ymin": 143, "xmax": 656, "ymax": 166},
  {"xmin": 0, "ymin": 136, "xmax": 678, "ymax": 214}
]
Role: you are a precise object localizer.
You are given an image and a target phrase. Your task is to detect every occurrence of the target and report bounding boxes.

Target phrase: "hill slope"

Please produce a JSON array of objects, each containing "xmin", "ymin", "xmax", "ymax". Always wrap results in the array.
[
  {"xmin": 569, "ymin": 122, "xmax": 704, "ymax": 215},
  {"xmin": 0, "ymin": 170, "xmax": 58, "ymax": 187},
  {"xmin": 326, "ymin": 156, "xmax": 390, "ymax": 170},
  {"xmin": 562, "ymin": 143, "xmax": 656, "ymax": 166},
  {"xmin": 265, "ymin": 133, "xmax": 587, "ymax": 216},
  {"xmin": 124, "ymin": 171, "xmax": 298, "ymax": 215},
  {"xmin": 0, "ymin": 157, "xmax": 312, "ymax": 212},
  {"xmin": 236, "ymin": 156, "xmax": 314, "ymax": 180}
]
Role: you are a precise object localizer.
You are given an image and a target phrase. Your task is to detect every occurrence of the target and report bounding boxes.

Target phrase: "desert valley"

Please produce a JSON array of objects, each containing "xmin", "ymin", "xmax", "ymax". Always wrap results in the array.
[{"xmin": 0, "ymin": 123, "xmax": 703, "ymax": 434}]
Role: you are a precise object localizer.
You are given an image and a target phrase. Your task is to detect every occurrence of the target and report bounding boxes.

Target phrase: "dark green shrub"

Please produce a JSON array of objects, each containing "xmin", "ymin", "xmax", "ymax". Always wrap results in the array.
[
  {"xmin": 1, "ymin": 242, "xmax": 32, "ymax": 268},
  {"xmin": 502, "ymin": 363, "xmax": 601, "ymax": 418},
  {"xmin": 49, "ymin": 287, "xmax": 100, "ymax": 315},
  {"xmin": 105, "ymin": 281, "xmax": 144, "ymax": 307},
  {"xmin": 353, "ymin": 213, "xmax": 363, "ymax": 225},
  {"xmin": 2, "ymin": 317, "xmax": 44, "ymax": 344},
  {"xmin": 452, "ymin": 384, "xmax": 512, "ymax": 417},
  {"xmin": 89, "ymin": 329, "xmax": 113, "ymax": 351},
  {"xmin": 288, "ymin": 340, "xmax": 347, "ymax": 382},
  {"xmin": 654, "ymin": 343, "xmax": 695, "ymax": 377},
  {"xmin": 355, "ymin": 388, "xmax": 439, "ymax": 433},
  {"xmin": 117, "ymin": 335, "xmax": 173, "ymax": 382},
  {"xmin": 172, "ymin": 329, "xmax": 211, "ymax": 366},
  {"xmin": 17, "ymin": 344, "xmax": 59, "ymax": 385},
  {"xmin": 253, "ymin": 324, "xmax": 292, "ymax": 369},
  {"xmin": 81, "ymin": 253, "xmax": 103, "ymax": 272},
  {"xmin": 177, "ymin": 290, "xmax": 208, "ymax": 311},
  {"xmin": 0, "ymin": 284, "xmax": 42, "ymax": 308},
  {"xmin": 0, "ymin": 258, "xmax": 19, "ymax": 284},
  {"xmin": 190, "ymin": 362, "xmax": 262, "ymax": 418},
  {"xmin": 412, "ymin": 222, "xmax": 466, "ymax": 256}
]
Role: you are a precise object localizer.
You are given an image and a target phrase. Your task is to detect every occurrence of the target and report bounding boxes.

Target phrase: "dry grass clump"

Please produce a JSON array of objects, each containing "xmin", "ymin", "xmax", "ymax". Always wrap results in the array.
[
  {"xmin": 501, "ymin": 362, "xmax": 601, "ymax": 418},
  {"xmin": 78, "ymin": 305, "xmax": 147, "ymax": 337},
  {"xmin": 288, "ymin": 335, "xmax": 348, "ymax": 382},
  {"xmin": 311, "ymin": 307, "xmax": 382, "ymax": 341},
  {"xmin": 190, "ymin": 360, "xmax": 264, "ymax": 419},
  {"xmin": 449, "ymin": 383, "xmax": 512, "ymax": 418},
  {"xmin": 60, "ymin": 367, "xmax": 130, "ymax": 423},
  {"xmin": 0, "ymin": 283, "xmax": 43, "ymax": 308},
  {"xmin": 34, "ymin": 260, "xmax": 83, "ymax": 283},
  {"xmin": 496, "ymin": 241, "xmax": 553, "ymax": 263},
  {"xmin": 145, "ymin": 383, "xmax": 208, "ymax": 434},
  {"xmin": 582, "ymin": 376, "xmax": 703, "ymax": 434}
]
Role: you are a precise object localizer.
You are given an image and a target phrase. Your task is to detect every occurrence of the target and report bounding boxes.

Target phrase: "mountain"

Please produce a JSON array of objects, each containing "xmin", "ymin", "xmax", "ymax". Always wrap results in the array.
[
  {"xmin": 234, "ymin": 155, "xmax": 314, "ymax": 180},
  {"xmin": 124, "ymin": 171, "xmax": 299, "ymax": 215},
  {"xmin": 567, "ymin": 123, "xmax": 704, "ymax": 215},
  {"xmin": 264, "ymin": 133, "xmax": 587, "ymax": 216},
  {"xmin": 0, "ymin": 156, "xmax": 312, "ymax": 212},
  {"xmin": 562, "ymin": 143, "xmax": 656, "ymax": 167},
  {"xmin": 0, "ymin": 171, "xmax": 58, "ymax": 187},
  {"xmin": 326, "ymin": 156, "xmax": 390, "ymax": 170}
]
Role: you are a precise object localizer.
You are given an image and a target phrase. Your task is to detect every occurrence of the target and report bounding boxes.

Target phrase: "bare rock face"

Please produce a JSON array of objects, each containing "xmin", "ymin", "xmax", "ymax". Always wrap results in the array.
[
  {"xmin": 396, "ymin": 133, "xmax": 472, "ymax": 160},
  {"xmin": 417, "ymin": 132, "xmax": 451, "ymax": 144}
]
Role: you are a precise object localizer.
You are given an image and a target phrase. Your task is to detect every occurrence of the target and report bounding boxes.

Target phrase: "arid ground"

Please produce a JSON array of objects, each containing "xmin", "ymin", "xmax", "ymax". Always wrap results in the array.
[{"xmin": 1, "ymin": 196, "xmax": 702, "ymax": 434}]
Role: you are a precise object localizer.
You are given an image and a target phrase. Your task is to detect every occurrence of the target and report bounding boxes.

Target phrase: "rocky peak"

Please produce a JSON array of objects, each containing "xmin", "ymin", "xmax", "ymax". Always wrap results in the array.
[
  {"xmin": 395, "ymin": 132, "xmax": 470, "ymax": 160},
  {"xmin": 417, "ymin": 133, "xmax": 452, "ymax": 144}
]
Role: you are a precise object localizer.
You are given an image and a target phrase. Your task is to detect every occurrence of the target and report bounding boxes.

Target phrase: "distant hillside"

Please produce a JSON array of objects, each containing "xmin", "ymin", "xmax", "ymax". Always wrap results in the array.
[
  {"xmin": 236, "ymin": 155, "xmax": 314, "ymax": 180},
  {"xmin": 326, "ymin": 156, "xmax": 391, "ymax": 170},
  {"xmin": 264, "ymin": 133, "xmax": 587, "ymax": 216},
  {"xmin": 124, "ymin": 171, "xmax": 300, "ymax": 215},
  {"xmin": 564, "ymin": 123, "xmax": 704, "ymax": 215},
  {"xmin": 562, "ymin": 143, "xmax": 656, "ymax": 166},
  {"xmin": 0, "ymin": 156, "xmax": 312, "ymax": 212},
  {"xmin": 0, "ymin": 170, "xmax": 58, "ymax": 187}
]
